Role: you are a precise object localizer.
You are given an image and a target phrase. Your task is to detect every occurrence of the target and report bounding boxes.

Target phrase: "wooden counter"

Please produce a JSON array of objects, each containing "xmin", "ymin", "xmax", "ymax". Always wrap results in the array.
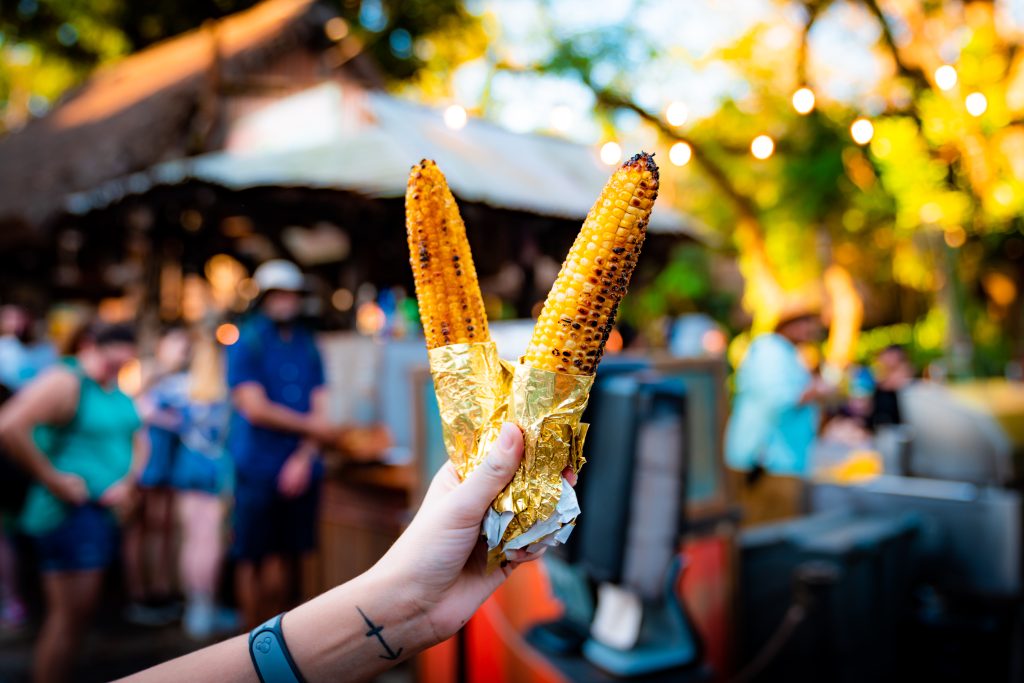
[{"xmin": 302, "ymin": 461, "xmax": 417, "ymax": 600}]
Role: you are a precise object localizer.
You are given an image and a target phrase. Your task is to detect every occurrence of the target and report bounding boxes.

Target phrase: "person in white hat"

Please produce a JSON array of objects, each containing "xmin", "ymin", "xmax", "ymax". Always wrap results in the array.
[
  {"xmin": 725, "ymin": 295, "xmax": 831, "ymax": 524},
  {"xmin": 226, "ymin": 260, "xmax": 339, "ymax": 629}
]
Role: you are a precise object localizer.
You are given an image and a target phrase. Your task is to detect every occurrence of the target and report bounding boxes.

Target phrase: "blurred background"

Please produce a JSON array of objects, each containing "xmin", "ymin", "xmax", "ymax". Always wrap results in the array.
[{"xmin": 1, "ymin": 0, "xmax": 1024, "ymax": 681}]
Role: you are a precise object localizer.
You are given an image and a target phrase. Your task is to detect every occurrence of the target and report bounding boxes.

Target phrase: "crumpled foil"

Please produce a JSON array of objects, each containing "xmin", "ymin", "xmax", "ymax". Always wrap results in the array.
[
  {"xmin": 427, "ymin": 342, "xmax": 513, "ymax": 480},
  {"xmin": 428, "ymin": 342, "xmax": 593, "ymax": 567}
]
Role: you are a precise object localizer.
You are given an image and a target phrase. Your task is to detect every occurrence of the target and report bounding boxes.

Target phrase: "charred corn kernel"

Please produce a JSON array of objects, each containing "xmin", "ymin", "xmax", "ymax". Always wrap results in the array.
[
  {"xmin": 406, "ymin": 159, "xmax": 490, "ymax": 349},
  {"xmin": 523, "ymin": 152, "xmax": 659, "ymax": 375}
]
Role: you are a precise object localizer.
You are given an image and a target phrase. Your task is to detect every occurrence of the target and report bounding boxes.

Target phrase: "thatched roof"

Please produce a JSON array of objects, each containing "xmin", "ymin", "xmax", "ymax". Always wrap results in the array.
[
  {"xmin": 0, "ymin": 0, "xmax": 349, "ymax": 240},
  {"xmin": 68, "ymin": 82, "xmax": 701, "ymax": 236}
]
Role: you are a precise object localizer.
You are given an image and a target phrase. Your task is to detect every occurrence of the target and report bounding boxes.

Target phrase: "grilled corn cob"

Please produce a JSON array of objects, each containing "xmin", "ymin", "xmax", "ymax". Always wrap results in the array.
[
  {"xmin": 406, "ymin": 159, "xmax": 490, "ymax": 349},
  {"xmin": 523, "ymin": 152, "xmax": 659, "ymax": 375}
]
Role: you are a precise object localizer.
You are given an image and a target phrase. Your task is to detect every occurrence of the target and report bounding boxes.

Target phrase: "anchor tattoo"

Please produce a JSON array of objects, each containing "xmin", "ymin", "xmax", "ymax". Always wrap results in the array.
[{"xmin": 356, "ymin": 606, "xmax": 403, "ymax": 660}]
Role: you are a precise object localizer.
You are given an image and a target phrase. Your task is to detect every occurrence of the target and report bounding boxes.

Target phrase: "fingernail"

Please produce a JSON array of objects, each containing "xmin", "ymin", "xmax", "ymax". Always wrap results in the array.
[{"xmin": 499, "ymin": 424, "xmax": 515, "ymax": 450}]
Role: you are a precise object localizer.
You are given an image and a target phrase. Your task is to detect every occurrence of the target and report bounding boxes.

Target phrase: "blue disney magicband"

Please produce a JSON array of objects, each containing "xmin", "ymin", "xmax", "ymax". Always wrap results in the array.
[{"xmin": 248, "ymin": 613, "xmax": 306, "ymax": 683}]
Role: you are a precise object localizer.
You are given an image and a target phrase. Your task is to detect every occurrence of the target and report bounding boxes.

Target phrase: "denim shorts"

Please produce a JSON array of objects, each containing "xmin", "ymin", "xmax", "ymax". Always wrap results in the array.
[
  {"xmin": 34, "ymin": 504, "xmax": 118, "ymax": 573},
  {"xmin": 171, "ymin": 447, "xmax": 231, "ymax": 496},
  {"xmin": 231, "ymin": 474, "xmax": 321, "ymax": 562},
  {"xmin": 138, "ymin": 427, "xmax": 178, "ymax": 489}
]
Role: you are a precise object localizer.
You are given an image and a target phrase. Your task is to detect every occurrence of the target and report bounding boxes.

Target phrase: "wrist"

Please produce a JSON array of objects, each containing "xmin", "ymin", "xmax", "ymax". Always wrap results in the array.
[
  {"xmin": 39, "ymin": 466, "xmax": 61, "ymax": 487},
  {"xmin": 360, "ymin": 564, "xmax": 438, "ymax": 651},
  {"xmin": 291, "ymin": 447, "xmax": 318, "ymax": 463},
  {"xmin": 281, "ymin": 566, "xmax": 435, "ymax": 682}
]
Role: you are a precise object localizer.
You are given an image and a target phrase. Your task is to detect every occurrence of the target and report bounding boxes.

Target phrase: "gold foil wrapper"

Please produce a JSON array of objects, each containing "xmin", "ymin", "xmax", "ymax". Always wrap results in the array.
[
  {"xmin": 428, "ymin": 342, "xmax": 514, "ymax": 480},
  {"xmin": 494, "ymin": 364, "xmax": 593, "ymax": 545},
  {"xmin": 428, "ymin": 343, "xmax": 593, "ymax": 566}
]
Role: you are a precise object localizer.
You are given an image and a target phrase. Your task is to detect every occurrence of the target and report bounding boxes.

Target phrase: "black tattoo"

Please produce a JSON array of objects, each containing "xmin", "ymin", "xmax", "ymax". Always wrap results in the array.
[{"xmin": 356, "ymin": 606, "xmax": 403, "ymax": 660}]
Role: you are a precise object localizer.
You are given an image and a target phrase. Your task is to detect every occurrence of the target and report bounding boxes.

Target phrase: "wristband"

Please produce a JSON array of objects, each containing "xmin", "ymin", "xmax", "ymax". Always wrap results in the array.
[{"xmin": 249, "ymin": 613, "xmax": 306, "ymax": 683}]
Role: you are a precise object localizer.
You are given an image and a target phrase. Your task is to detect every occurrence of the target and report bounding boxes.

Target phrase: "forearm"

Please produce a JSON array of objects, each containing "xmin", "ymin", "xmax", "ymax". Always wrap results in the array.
[
  {"xmin": 243, "ymin": 400, "xmax": 314, "ymax": 436},
  {"xmin": 122, "ymin": 567, "xmax": 431, "ymax": 683},
  {"xmin": 293, "ymin": 388, "xmax": 328, "ymax": 457},
  {"xmin": 129, "ymin": 432, "xmax": 149, "ymax": 481}
]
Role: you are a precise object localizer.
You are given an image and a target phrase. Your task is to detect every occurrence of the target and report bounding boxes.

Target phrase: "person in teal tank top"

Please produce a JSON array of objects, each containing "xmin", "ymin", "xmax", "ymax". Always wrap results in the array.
[{"xmin": 0, "ymin": 322, "xmax": 140, "ymax": 683}]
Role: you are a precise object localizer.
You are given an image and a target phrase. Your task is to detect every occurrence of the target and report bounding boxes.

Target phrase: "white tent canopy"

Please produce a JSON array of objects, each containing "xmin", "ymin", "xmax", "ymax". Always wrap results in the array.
[{"xmin": 68, "ymin": 82, "xmax": 699, "ymax": 237}]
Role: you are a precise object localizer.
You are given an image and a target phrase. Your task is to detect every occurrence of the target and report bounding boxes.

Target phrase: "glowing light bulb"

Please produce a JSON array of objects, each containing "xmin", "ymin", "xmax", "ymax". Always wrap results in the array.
[
  {"xmin": 965, "ymin": 92, "xmax": 987, "ymax": 117},
  {"xmin": 444, "ymin": 104, "xmax": 467, "ymax": 130},
  {"xmin": 666, "ymin": 101, "xmax": 688, "ymax": 127},
  {"xmin": 751, "ymin": 135, "xmax": 774, "ymax": 160},
  {"xmin": 792, "ymin": 87, "xmax": 815, "ymax": 115},
  {"xmin": 934, "ymin": 65, "xmax": 957, "ymax": 91},
  {"xmin": 600, "ymin": 141, "xmax": 623, "ymax": 165},
  {"xmin": 669, "ymin": 141, "xmax": 692, "ymax": 167},
  {"xmin": 850, "ymin": 118, "xmax": 874, "ymax": 145}
]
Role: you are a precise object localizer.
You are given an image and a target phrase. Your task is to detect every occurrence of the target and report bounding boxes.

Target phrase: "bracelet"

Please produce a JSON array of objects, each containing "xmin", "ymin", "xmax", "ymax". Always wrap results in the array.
[{"xmin": 249, "ymin": 613, "xmax": 307, "ymax": 683}]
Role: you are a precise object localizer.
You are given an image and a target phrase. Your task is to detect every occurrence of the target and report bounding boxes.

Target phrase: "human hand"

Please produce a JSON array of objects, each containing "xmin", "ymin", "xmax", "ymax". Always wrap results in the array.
[
  {"xmin": 278, "ymin": 451, "xmax": 315, "ymax": 498},
  {"xmin": 43, "ymin": 469, "xmax": 89, "ymax": 505},
  {"xmin": 374, "ymin": 422, "xmax": 573, "ymax": 643},
  {"xmin": 99, "ymin": 477, "xmax": 138, "ymax": 518},
  {"xmin": 305, "ymin": 416, "xmax": 340, "ymax": 446}
]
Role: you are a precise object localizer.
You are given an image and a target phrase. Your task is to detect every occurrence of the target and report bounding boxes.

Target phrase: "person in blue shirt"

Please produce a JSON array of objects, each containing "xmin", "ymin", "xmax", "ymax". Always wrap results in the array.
[
  {"xmin": 227, "ymin": 260, "xmax": 339, "ymax": 629},
  {"xmin": 725, "ymin": 301, "xmax": 829, "ymax": 523}
]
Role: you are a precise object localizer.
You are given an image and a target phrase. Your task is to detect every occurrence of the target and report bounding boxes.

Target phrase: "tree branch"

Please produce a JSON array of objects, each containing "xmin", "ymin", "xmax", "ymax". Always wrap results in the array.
[
  {"xmin": 859, "ymin": 0, "xmax": 930, "ymax": 90},
  {"xmin": 797, "ymin": 0, "xmax": 831, "ymax": 85},
  {"xmin": 587, "ymin": 85, "xmax": 761, "ymax": 224}
]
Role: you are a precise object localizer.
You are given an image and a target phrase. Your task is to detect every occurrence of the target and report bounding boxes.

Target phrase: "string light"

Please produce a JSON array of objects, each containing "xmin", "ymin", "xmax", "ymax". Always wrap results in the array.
[
  {"xmin": 669, "ymin": 141, "xmax": 692, "ymax": 166},
  {"xmin": 600, "ymin": 141, "xmax": 623, "ymax": 165},
  {"xmin": 666, "ymin": 101, "xmax": 688, "ymax": 127},
  {"xmin": 934, "ymin": 65, "xmax": 957, "ymax": 91},
  {"xmin": 850, "ymin": 118, "xmax": 874, "ymax": 145},
  {"xmin": 444, "ymin": 104, "xmax": 467, "ymax": 130},
  {"xmin": 792, "ymin": 87, "xmax": 815, "ymax": 115},
  {"xmin": 751, "ymin": 135, "xmax": 775, "ymax": 160},
  {"xmin": 965, "ymin": 92, "xmax": 987, "ymax": 117}
]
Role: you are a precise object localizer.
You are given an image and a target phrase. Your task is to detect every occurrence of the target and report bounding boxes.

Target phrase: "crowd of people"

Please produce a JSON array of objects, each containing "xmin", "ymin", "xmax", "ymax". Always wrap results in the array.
[
  {"xmin": 0, "ymin": 260, "xmax": 342, "ymax": 683},
  {"xmin": 724, "ymin": 296, "xmax": 1011, "ymax": 524}
]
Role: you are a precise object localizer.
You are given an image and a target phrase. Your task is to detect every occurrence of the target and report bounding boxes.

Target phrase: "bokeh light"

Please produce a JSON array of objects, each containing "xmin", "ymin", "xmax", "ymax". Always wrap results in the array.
[
  {"xmin": 216, "ymin": 323, "xmax": 240, "ymax": 346},
  {"xmin": 600, "ymin": 141, "xmax": 623, "ymax": 165},
  {"xmin": 118, "ymin": 358, "xmax": 142, "ymax": 396},
  {"xmin": 934, "ymin": 65, "xmax": 957, "ymax": 91},
  {"xmin": 332, "ymin": 288, "xmax": 354, "ymax": 311},
  {"xmin": 751, "ymin": 135, "xmax": 774, "ymax": 160},
  {"xmin": 236, "ymin": 277, "xmax": 259, "ymax": 301},
  {"xmin": 443, "ymin": 104, "xmax": 467, "ymax": 130},
  {"xmin": 965, "ymin": 92, "xmax": 988, "ymax": 117},
  {"xmin": 606, "ymin": 328, "xmax": 624, "ymax": 353},
  {"xmin": 665, "ymin": 101, "xmax": 688, "ymax": 127},
  {"xmin": 324, "ymin": 17, "xmax": 349, "ymax": 42},
  {"xmin": 850, "ymin": 118, "xmax": 874, "ymax": 145},
  {"xmin": 356, "ymin": 302, "xmax": 386, "ymax": 335},
  {"xmin": 944, "ymin": 226, "xmax": 967, "ymax": 248},
  {"xmin": 792, "ymin": 87, "xmax": 815, "ymax": 114},
  {"xmin": 669, "ymin": 141, "xmax": 692, "ymax": 166},
  {"xmin": 702, "ymin": 328, "xmax": 727, "ymax": 355}
]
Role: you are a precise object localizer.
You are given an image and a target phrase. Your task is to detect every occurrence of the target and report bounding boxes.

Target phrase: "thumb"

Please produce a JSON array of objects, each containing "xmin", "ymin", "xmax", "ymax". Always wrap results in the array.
[{"xmin": 446, "ymin": 422, "xmax": 524, "ymax": 523}]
